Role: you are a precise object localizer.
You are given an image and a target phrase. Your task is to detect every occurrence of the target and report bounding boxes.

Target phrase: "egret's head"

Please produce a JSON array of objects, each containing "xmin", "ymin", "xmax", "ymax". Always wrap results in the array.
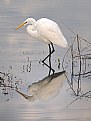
[
  {"xmin": 15, "ymin": 18, "xmax": 36, "ymax": 30},
  {"xmin": 27, "ymin": 83, "xmax": 39, "ymax": 95}
]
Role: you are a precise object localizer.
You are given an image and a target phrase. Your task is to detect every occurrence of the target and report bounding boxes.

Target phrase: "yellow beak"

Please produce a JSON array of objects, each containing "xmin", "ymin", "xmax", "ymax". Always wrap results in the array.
[{"xmin": 15, "ymin": 22, "xmax": 27, "ymax": 30}]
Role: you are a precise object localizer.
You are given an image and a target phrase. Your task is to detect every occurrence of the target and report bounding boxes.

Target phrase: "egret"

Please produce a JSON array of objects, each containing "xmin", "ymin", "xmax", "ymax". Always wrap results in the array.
[{"xmin": 15, "ymin": 18, "xmax": 68, "ymax": 67}]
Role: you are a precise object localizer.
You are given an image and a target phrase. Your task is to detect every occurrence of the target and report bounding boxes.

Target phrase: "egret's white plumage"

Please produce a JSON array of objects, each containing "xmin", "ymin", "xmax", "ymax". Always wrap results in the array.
[{"xmin": 16, "ymin": 18, "xmax": 68, "ymax": 48}]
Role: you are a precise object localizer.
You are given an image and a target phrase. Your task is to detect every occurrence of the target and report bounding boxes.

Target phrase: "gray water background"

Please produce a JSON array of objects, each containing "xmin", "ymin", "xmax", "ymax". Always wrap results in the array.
[{"xmin": 0, "ymin": 0, "xmax": 91, "ymax": 121}]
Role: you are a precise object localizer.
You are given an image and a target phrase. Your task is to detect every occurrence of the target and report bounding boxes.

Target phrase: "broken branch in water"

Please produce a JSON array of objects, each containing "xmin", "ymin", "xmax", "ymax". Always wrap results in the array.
[{"xmin": 62, "ymin": 34, "xmax": 91, "ymax": 96}]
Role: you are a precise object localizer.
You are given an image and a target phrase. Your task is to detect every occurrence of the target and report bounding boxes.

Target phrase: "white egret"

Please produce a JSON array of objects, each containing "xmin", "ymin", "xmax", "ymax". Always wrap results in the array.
[{"xmin": 15, "ymin": 18, "xmax": 68, "ymax": 64}]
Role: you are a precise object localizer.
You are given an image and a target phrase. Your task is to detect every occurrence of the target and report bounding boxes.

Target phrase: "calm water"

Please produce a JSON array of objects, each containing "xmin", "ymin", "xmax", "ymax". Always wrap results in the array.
[{"xmin": 0, "ymin": 0, "xmax": 91, "ymax": 121}]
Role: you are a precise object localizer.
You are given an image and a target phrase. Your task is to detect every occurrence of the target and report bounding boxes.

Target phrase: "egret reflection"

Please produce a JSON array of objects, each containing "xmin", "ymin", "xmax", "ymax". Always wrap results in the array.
[{"xmin": 16, "ymin": 70, "xmax": 66, "ymax": 102}]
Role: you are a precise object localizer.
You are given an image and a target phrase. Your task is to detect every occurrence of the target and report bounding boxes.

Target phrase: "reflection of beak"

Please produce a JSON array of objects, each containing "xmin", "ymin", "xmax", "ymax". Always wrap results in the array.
[
  {"xmin": 16, "ymin": 90, "xmax": 29, "ymax": 99},
  {"xmin": 15, "ymin": 22, "xmax": 27, "ymax": 30}
]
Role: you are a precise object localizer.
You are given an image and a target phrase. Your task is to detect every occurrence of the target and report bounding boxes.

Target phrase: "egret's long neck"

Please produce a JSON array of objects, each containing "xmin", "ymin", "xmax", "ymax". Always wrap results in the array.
[
  {"xmin": 26, "ymin": 25, "xmax": 39, "ymax": 39},
  {"xmin": 29, "ymin": 18, "xmax": 36, "ymax": 25}
]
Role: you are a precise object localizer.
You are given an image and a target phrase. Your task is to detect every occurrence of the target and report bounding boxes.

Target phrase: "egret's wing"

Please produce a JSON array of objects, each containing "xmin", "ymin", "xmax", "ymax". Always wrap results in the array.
[
  {"xmin": 37, "ymin": 19, "xmax": 60, "ymax": 36},
  {"xmin": 37, "ymin": 18, "xmax": 68, "ymax": 47}
]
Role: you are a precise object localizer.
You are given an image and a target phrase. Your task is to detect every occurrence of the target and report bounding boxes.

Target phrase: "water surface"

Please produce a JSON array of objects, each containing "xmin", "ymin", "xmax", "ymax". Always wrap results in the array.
[{"xmin": 0, "ymin": 0, "xmax": 91, "ymax": 121}]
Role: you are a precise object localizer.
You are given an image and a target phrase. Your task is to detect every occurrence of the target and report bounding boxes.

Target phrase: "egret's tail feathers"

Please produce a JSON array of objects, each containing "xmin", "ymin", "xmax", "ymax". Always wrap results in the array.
[{"xmin": 59, "ymin": 38, "xmax": 68, "ymax": 48}]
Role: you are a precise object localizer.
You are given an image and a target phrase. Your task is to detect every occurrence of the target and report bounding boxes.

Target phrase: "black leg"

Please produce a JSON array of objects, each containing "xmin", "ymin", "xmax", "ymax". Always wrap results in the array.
[
  {"xmin": 49, "ymin": 44, "xmax": 51, "ymax": 66},
  {"xmin": 42, "ymin": 43, "xmax": 55, "ymax": 63},
  {"xmin": 51, "ymin": 42, "xmax": 55, "ymax": 54},
  {"xmin": 49, "ymin": 44, "xmax": 52, "ymax": 75},
  {"xmin": 42, "ymin": 43, "xmax": 55, "ymax": 75}
]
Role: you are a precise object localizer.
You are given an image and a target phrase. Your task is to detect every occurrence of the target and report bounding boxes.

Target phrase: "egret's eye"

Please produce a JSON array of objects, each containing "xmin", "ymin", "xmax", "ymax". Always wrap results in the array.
[{"xmin": 25, "ymin": 21, "xmax": 27, "ymax": 24}]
